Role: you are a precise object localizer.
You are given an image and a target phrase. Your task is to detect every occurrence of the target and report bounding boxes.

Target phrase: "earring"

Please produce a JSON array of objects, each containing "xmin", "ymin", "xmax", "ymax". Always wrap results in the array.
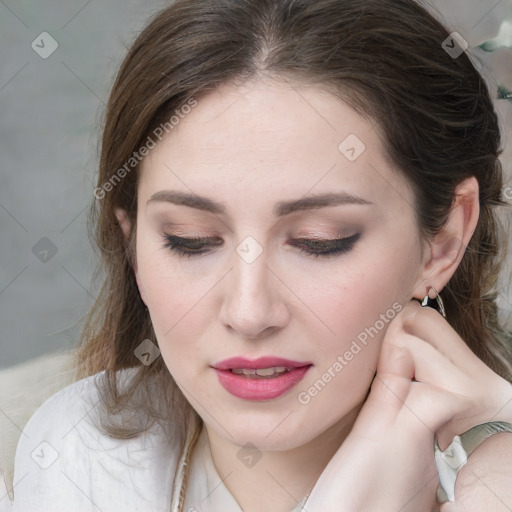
[{"xmin": 421, "ymin": 286, "xmax": 447, "ymax": 318}]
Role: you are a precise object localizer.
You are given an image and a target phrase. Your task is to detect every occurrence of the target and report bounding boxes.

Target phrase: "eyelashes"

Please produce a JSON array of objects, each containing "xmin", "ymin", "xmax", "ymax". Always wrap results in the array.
[
  {"xmin": 162, "ymin": 233, "xmax": 360, "ymax": 259},
  {"xmin": 162, "ymin": 235, "xmax": 223, "ymax": 256},
  {"xmin": 288, "ymin": 233, "xmax": 360, "ymax": 258}
]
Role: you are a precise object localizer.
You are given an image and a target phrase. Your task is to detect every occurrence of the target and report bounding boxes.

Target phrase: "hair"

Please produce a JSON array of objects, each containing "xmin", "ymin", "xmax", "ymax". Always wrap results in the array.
[{"xmin": 74, "ymin": 0, "xmax": 511, "ymax": 501}]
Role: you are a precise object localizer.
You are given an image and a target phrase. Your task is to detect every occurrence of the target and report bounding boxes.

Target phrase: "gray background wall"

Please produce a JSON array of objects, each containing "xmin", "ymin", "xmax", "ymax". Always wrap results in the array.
[{"xmin": 1, "ymin": 0, "xmax": 511, "ymax": 369}]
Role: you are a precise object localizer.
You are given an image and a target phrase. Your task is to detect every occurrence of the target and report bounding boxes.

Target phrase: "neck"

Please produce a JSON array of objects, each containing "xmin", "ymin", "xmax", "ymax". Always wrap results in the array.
[{"xmin": 205, "ymin": 404, "xmax": 362, "ymax": 512}]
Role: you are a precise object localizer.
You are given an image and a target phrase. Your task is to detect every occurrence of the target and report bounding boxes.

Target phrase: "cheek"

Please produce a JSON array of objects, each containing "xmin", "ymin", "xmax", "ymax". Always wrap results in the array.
[
  {"xmin": 291, "ymin": 255, "xmax": 406, "ymax": 345},
  {"xmin": 292, "ymin": 249, "xmax": 412, "ymax": 384},
  {"xmin": 304, "ymin": 279, "xmax": 391, "ymax": 378},
  {"xmin": 135, "ymin": 239, "xmax": 194, "ymax": 334},
  {"xmin": 135, "ymin": 239, "xmax": 226, "ymax": 366},
  {"xmin": 292, "ymin": 270, "xmax": 405, "ymax": 421}
]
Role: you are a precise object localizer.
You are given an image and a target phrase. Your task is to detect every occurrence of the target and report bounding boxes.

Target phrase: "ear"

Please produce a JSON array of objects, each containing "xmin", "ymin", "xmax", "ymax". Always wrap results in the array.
[
  {"xmin": 411, "ymin": 176, "xmax": 480, "ymax": 300},
  {"xmin": 114, "ymin": 208, "xmax": 147, "ymax": 305},
  {"xmin": 114, "ymin": 207, "xmax": 131, "ymax": 240}
]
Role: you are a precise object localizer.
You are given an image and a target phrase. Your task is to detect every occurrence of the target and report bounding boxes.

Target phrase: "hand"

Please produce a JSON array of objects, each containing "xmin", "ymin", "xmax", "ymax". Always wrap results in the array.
[{"xmin": 304, "ymin": 299, "xmax": 512, "ymax": 512}]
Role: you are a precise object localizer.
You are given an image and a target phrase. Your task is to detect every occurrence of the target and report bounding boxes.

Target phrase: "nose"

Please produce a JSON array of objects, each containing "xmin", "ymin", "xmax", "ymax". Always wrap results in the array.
[{"xmin": 218, "ymin": 248, "xmax": 290, "ymax": 340}]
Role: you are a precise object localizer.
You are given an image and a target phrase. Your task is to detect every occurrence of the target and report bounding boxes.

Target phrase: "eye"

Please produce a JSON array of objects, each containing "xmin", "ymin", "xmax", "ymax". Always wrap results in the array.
[
  {"xmin": 164, "ymin": 233, "xmax": 361, "ymax": 258},
  {"xmin": 162, "ymin": 233, "xmax": 360, "ymax": 259},
  {"xmin": 162, "ymin": 235, "xmax": 223, "ymax": 257},
  {"xmin": 288, "ymin": 233, "xmax": 360, "ymax": 258}
]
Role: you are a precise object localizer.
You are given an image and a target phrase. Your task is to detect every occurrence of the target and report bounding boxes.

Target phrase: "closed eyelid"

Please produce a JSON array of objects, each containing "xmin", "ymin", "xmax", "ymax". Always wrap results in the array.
[{"xmin": 161, "ymin": 232, "xmax": 360, "ymax": 259}]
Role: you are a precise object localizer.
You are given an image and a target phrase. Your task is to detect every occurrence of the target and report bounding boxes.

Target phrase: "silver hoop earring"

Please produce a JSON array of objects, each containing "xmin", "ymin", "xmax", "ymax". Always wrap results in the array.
[{"xmin": 421, "ymin": 286, "xmax": 446, "ymax": 318}]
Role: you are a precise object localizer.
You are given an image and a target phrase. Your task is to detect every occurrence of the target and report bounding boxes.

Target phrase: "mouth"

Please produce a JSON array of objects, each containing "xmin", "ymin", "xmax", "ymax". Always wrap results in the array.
[{"xmin": 212, "ymin": 356, "xmax": 313, "ymax": 400}]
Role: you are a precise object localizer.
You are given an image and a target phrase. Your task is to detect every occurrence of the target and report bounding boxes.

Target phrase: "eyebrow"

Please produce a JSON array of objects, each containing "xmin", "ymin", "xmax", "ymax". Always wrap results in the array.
[{"xmin": 146, "ymin": 190, "xmax": 372, "ymax": 216}]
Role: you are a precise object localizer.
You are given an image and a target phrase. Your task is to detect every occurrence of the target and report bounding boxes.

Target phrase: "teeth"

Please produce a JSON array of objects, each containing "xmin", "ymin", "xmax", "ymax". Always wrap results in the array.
[
  {"xmin": 231, "ymin": 366, "xmax": 291, "ymax": 378},
  {"xmin": 232, "ymin": 368, "xmax": 256, "ymax": 375},
  {"xmin": 256, "ymin": 367, "xmax": 277, "ymax": 376}
]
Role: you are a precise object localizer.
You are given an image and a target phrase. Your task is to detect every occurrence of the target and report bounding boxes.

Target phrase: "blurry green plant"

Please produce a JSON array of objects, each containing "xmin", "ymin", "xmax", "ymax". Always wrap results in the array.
[{"xmin": 479, "ymin": 19, "xmax": 512, "ymax": 100}]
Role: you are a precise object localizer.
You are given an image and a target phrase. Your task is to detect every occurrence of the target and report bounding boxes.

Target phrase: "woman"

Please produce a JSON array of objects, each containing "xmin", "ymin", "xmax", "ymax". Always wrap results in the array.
[{"xmin": 8, "ymin": 0, "xmax": 512, "ymax": 511}]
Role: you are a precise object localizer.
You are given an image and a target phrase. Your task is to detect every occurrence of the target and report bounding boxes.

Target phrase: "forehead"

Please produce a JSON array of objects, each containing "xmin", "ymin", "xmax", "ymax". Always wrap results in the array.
[{"xmin": 138, "ymin": 78, "xmax": 414, "ymax": 215}]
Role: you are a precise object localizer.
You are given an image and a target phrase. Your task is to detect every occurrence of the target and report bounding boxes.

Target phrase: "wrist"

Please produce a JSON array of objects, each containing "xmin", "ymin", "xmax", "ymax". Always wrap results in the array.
[
  {"xmin": 454, "ymin": 432, "xmax": 512, "ymax": 510},
  {"xmin": 436, "ymin": 422, "xmax": 512, "ymax": 505}
]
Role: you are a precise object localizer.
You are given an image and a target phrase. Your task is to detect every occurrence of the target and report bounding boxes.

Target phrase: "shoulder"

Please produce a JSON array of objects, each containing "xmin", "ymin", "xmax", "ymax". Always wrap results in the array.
[
  {"xmin": 11, "ymin": 368, "xmax": 178, "ymax": 512},
  {"xmin": 15, "ymin": 367, "xmax": 129, "ymax": 456},
  {"xmin": 14, "ymin": 369, "xmax": 106, "ymax": 465}
]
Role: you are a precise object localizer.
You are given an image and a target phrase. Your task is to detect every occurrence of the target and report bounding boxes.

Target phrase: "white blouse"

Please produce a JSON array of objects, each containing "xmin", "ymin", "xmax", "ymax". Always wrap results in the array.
[{"xmin": 1, "ymin": 369, "xmax": 309, "ymax": 512}]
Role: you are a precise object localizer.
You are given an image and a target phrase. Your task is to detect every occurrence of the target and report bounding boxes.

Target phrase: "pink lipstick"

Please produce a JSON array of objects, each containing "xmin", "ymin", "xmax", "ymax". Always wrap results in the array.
[{"xmin": 212, "ymin": 356, "xmax": 312, "ymax": 401}]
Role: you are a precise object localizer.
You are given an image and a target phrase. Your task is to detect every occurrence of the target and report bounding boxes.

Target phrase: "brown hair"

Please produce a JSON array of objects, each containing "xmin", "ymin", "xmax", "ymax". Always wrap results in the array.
[{"xmin": 75, "ymin": 0, "xmax": 511, "ymax": 460}]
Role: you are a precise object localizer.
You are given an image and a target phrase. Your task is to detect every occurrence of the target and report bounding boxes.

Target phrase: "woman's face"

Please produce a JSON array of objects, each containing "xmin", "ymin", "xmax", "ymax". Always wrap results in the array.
[{"xmin": 134, "ymin": 79, "xmax": 427, "ymax": 450}]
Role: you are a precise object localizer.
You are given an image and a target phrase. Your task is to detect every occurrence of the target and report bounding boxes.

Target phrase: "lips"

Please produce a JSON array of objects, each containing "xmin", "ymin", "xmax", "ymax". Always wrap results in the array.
[{"xmin": 212, "ymin": 356, "xmax": 312, "ymax": 401}]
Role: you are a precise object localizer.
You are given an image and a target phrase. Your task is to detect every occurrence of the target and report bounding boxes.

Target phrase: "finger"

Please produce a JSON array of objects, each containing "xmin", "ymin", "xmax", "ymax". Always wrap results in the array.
[
  {"xmin": 381, "ymin": 306, "xmax": 469, "ymax": 393},
  {"xmin": 398, "ymin": 301, "xmax": 512, "ymax": 414},
  {"xmin": 377, "ymin": 334, "xmax": 415, "ymax": 380},
  {"xmin": 391, "ymin": 332, "xmax": 469, "ymax": 392},
  {"xmin": 400, "ymin": 301, "xmax": 488, "ymax": 376},
  {"xmin": 379, "ymin": 331, "xmax": 478, "ymax": 436},
  {"xmin": 351, "ymin": 345, "xmax": 414, "ymax": 440},
  {"xmin": 379, "ymin": 301, "xmax": 508, "ymax": 440}
]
